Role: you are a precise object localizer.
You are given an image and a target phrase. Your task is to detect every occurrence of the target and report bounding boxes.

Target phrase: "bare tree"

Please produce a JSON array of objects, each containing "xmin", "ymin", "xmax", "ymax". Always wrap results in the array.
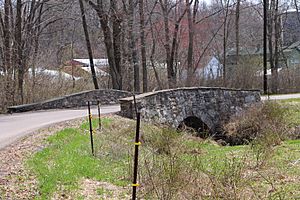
[
  {"xmin": 267, "ymin": 0, "xmax": 280, "ymax": 93},
  {"xmin": 159, "ymin": 0, "xmax": 187, "ymax": 88},
  {"xmin": 128, "ymin": 0, "xmax": 140, "ymax": 92},
  {"xmin": 186, "ymin": 0, "xmax": 199, "ymax": 86},
  {"xmin": 85, "ymin": 0, "xmax": 123, "ymax": 90},
  {"xmin": 0, "ymin": 0, "xmax": 61, "ymax": 106},
  {"xmin": 235, "ymin": 0, "xmax": 240, "ymax": 67},
  {"xmin": 149, "ymin": 10, "xmax": 163, "ymax": 90},
  {"xmin": 1, "ymin": 0, "xmax": 13, "ymax": 107},
  {"xmin": 15, "ymin": 0, "xmax": 23, "ymax": 103},
  {"xmin": 221, "ymin": 0, "xmax": 232, "ymax": 86},
  {"xmin": 78, "ymin": 0, "xmax": 99, "ymax": 89},
  {"xmin": 272, "ymin": 0, "xmax": 280, "ymax": 94},
  {"xmin": 110, "ymin": 0, "xmax": 123, "ymax": 90},
  {"xmin": 139, "ymin": 0, "xmax": 148, "ymax": 92}
]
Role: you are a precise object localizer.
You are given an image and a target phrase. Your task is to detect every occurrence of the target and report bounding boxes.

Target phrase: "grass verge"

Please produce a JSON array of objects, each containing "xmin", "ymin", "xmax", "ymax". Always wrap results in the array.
[{"xmin": 27, "ymin": 117, "xmax": 129, "ymax": 199}]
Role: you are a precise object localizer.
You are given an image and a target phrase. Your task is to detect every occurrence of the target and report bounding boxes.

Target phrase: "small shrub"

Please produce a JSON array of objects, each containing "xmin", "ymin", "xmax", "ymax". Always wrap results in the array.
[
  {"xmin": 139, "ymin": 127, "xmax": 193, "ymax": 199},
  {"xmin": 223, "ymin": 101, "xmax": 289, "ymax": 145},
  {"xmin": 141, "ymin": 152, "xmax": 186, "ymax": 200},
  {"xmin": 250, "ymin": 131, "xmax": 278, "ymax": 168},
  {"xmin": 193, "ymin": 152, "xmax": 249, "ymax": 199},
  {"xmin": 144, "ymin": 126, "xmax": 182, "ymax": 155},
  {"xmin": 293, "ymin": 126, "xmax": 300, "ymax": 139}
]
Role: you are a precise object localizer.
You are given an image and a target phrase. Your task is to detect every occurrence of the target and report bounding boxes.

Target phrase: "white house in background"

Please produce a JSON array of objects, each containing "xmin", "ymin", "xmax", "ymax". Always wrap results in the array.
[
  {"xmin": 180, "ymin": 56, "xmax": 222, "ymax": 80},
  {"xmin": 193, "ymin": 56, "xmax": 222, "ymax": 79},
  {"xmin": 71, "ymin": 59, "xmax": 109, "ymax": 76},
  {"xmin": 257, "ymin": 68, "xmax": 283, "ymax": 77},
  {"xmin": 73, "ymin": 59, "xmax": 109, "ymax": 67},
  {"xmin": 80, "ymin": 66, "xmax": 109, "ymax": 76},
  {"xmin": 28, "ymin": 68, "xmax": 81, "ymax": 80}
]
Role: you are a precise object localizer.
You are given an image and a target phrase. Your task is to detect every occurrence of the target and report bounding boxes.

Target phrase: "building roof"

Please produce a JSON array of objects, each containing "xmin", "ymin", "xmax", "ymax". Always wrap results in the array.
[
  {"xmin": 28, "ymin": 68, "xmax": 81, "ymax": 80},
  {"xmin": 64, "ymin": 59, "xmax": 110, "ymax": 77},
  {"xmin": 80, "ymin": 66, "xmax": 109, "ymax": 76},
  {"xmin": 73, "ymin": 59, "xmax": 109, "ymax": 67},
  {"xmin": 285, "ymin": 9, "xmax": 299, "ymax": 13},
  {"xmin": 284, "ymin": 40, "xmax": 300, "ymax": 50}
]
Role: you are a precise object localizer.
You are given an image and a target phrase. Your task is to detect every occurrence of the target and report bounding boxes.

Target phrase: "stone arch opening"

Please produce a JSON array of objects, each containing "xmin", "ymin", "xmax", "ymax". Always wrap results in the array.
[{"xmin": 178, "ymin": 116, "xmax": 210, "ymax": 138}]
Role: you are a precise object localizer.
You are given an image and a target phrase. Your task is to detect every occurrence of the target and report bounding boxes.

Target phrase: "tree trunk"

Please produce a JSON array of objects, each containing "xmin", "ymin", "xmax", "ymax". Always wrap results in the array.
[
  {"xmin": 78, "ymin": 0, "xmax": 99, "ymax": 89},
  {"xmin": 186, "ymin": 0, "xmax": 195, "ymax": 86},
  {"xmin": 15, "ymin": 0, "xmax": 24, "ymax": 104},
  {"xmin": 111, "ymin": 0, "xmax": 123, "ymax": 90},
  {"xmin": 139, "ymin": 0, "xmax": 147, "ymax": 92},
  {"xmin": 100, "ymin": 15, "xmax": 121, "ymax": 90},
  {"xmin": 272, "ymin": 0, "xmax": 279, "ymax": 93},
  {"xmin": 31, "ymin": 3, "xmax": 43, "ymax": 102},
  {"xmin": 149, "ymin": 17, "xmax": 162, "ymax": 90},
  {"xmin": 169, "ymin": 17, "xmax": 182, "ymax": 88},
  {"xmin": 86, "ymin": 0, "xmax": 122, "ymax": 90},
  {"xmin": 267, "ymin": 0, "xmax": 276, "ymax": 93},
  {"xmin": 128, "ymin": 0, "xmax": 140, "ymax": 93},
  {"xmin": 235, "ymin": 0, "xmax": 240, "ymax": 68},
  {"xmin": 263, "ymin": 0, "xmax": 268, "ymax": 94},
  {"xmin": 160, "ymin": 0, "xmax": 173, "ymax": 88},
  {"xmin": 3, "ymin": 0, "xmax": 13, "ymax": 107},
  {"xmin": 222, "ymin": 0, "xmax": 230, "ymax": 87},
  {"xmin": 70, "ymin": 22, "xmax": 77, "ymax": 89},
  {"xmin": 160, "ymin": 0, "xmax": 186, "ymax": 88}
]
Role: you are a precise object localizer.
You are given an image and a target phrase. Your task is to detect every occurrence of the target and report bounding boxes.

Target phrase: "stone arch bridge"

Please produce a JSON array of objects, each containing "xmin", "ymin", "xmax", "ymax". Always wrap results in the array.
[{"xmin": 120, "ymin": 87, "xmax": 261, "ymax": 133}]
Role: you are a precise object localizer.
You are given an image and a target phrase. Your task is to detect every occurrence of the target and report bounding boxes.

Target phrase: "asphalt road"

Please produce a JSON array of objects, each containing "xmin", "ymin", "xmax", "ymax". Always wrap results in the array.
[
  {"xmin": 261, "ymin": 93, "xmax": 300, "ymax": 100},
  {"xmin": 0, "ymin": 105, "xmax": 120, "ymax": 149}
]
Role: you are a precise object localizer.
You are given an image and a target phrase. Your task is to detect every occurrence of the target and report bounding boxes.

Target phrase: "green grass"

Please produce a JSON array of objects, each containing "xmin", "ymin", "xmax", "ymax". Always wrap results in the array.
[
  {"xmin": 279, "ymin": 99, "xmax": 300, "ymax": 126},
  {"xmin": 96, "ymin": 187, "xmax": 113, "ymax": 196},
  {"xmin": 27, "ymin": 118, "xmax": 128, "ymax": 199},
  {"xmin": 279, "ymin": 98, "xmax": 300, "ymax": 103},
  {"xmin": 182, "ymin": 139, "xmax": 245, "ymax": 161},
  {"xmin": 80, "ymin": 117, "xmax": 112, "ymax": 130}
]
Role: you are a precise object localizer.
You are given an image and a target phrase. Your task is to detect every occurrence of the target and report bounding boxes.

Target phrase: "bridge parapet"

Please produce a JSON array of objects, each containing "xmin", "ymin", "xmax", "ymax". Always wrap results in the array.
[
  {"xmin": 8, "ymin": 89, "xmax": 131, "ymax": 113},
  {"xmin": 120, "ymin": 87, "xmax": 261, "ymax": 133}
]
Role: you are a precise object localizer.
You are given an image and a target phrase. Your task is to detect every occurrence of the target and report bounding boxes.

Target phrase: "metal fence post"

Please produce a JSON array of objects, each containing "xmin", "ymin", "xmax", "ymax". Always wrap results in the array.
[
  {"xmin": 132, "ymin": 112, "xmax": 141, "ymax": 200},
  {"xmin": 97, "ymin": 100, "xmax": 102, "ymax": 130},
  {"xmin": 87, "ymin": 101, "xmax": 94, "ymax": 156}
]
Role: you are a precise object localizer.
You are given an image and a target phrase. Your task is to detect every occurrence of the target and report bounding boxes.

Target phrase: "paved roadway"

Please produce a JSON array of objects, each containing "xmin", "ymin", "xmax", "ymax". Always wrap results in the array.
[
  {"xmin": 0, "ymin": 105, "xmax": 120, "ymax": 149},
  {"xmin": 261, "ymin": 93, "xmax": 300, "ymax": 100}
]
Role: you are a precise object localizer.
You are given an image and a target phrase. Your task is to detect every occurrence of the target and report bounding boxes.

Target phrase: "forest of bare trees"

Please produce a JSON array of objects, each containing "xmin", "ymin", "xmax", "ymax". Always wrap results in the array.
[{"xmin": 0, "ymin": 0, "xmax": 300, "ymax": 112}]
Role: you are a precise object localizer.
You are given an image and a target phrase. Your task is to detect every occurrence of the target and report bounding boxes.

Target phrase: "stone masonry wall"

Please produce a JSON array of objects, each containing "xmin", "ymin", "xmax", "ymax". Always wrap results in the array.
[
  {"xmin": 8, "ymin": 89, "xmax": 132, "ymax": 113},
  {"xmin": 120, "ymin": 87, "xmax": 261, "ymax": 132}
]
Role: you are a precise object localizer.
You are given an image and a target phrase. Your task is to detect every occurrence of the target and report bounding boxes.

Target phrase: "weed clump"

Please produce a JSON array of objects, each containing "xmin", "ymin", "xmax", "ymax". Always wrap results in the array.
[
  {"xmin": 139, "ymin": 127, "xmax": 191, "ymax": 199},
  {"xmin": 223, "ymin": 101, "xmax": 289, "ymax": 145},
  {"xmin": 144, "ymin": 126, "xmax": 182, "ymax": 155}
]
